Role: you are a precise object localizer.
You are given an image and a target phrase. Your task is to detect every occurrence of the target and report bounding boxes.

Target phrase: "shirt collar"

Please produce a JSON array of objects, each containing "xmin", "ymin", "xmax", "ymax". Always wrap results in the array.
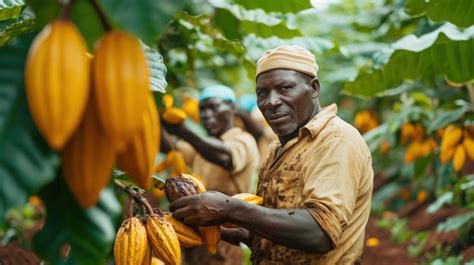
[{"xmin": 299, "ymin": 104, "xmax": 338, "ymax": 139}]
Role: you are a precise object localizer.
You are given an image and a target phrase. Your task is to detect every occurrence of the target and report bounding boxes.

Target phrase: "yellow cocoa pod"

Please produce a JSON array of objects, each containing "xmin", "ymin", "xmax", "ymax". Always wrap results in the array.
[
  {"xmin": 146, "ymin": 214, "xmax": 181, "ymax": 265},
  {"xmin": 182, "ymin": 98, "xmax": 200, "ymax": 123},
  {"xmin": 162, "ymin": 107, "xmax": 188, "ymax": 125},
  {"xmin": 440, "ymin": 146, "xmax": 455, "ymax": 164},
  {"xmin": 155, "ymin": 160, "xmax": 169, "ymax": 174},
  {"xmin": 199, "ymin": 226, "xmax": 221, "ymax": 255},
  {"xmin": 92, "ymin": 31, "xmax": 149, "ymax": 151},
  {"xmin": 142, "ymin": 242, "xmax": 152, "ymax": 265},
  {"xmin": 180, "ymin": 173, "xmax": 206, "ymax": 193},
  {"xmin": 441, "ymin": 125, "xmax": 462, "ymax": 151},
  {"xmin": 223, "ymin": 193, "xmax": 263, "ymax": 228},
  {"xmin": 151, "ymin": 257, "xmax": 165, "ymax": 265},
  {"xmin": 463, "ymin": 137, "xmax": 474, "ymax": 160},
  {"xmin": 114, "ymin": 217, "xmax": 149, "ymax": 265},
  {"xmin": 401, "ymin": 123, "xmax": 415, "ymax": 144},
  {"xmin": 413, "ymin": 124, "xmax": 424, "ymax": 141},
  {"xmin": 25, "ymin": 20, "xmax": 90, "ymax": 150},
  {"xmin": 404, "ymin": 141, "xmax": 422, "ymax": 164},
  {"xmin": 169, "ymin": 151, "xmax": 188, "ymax": 175},
  {"xmin": 232, "ymin": 193, "xmax": 263, "ymax": 205},
  {"xmin": 164, "ymin": 213, "xmax": 203, "ymax": 247},
  {"xmin": 62, "ymin": 100, "xmax": 115, "ymax": 208},
  {"xmin": 117, "ymin": 95, "xmax": 160, "ymax": 189},
  {"xmin": 452, "ymin": 144, "xmax": 466, "ymax": 173},
  {"xmin": 163, "ymin": 94, "xmax": 174, "ymax": 109}
]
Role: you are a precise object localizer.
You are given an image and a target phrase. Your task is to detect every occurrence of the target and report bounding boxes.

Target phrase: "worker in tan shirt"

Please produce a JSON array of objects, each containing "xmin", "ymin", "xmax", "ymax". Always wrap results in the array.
[
  {"xmin": 161, "ymin": 84, "xmax": 259, "ymax": 265},
  {"xmin": 169, "ymin": 45, "xmax": 374, "ymax": 264}
]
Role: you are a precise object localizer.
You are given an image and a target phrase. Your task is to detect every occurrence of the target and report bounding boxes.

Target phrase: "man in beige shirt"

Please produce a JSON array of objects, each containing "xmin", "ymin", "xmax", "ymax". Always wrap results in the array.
[
  {"xmin": 170, "ymin": 45, "xmax": 374, "ymax": 264},
  {"xmin": 162, "ymin": 84, "xmax": 259, "ymax": 265}
]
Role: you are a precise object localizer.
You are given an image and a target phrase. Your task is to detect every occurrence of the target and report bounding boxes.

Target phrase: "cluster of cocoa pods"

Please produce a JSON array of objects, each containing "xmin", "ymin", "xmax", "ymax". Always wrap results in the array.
[{"xmin": 25, "ymin": 19, "xmax": 159, "ymax": 208}]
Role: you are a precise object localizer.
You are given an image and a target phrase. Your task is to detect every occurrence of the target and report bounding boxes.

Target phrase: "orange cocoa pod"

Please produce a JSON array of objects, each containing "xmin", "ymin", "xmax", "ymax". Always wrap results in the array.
[
  {"xmin": 162, "ymin": 107, "xmax": 188, "ymax": 125},
  {"xmin": 145, "ymin": 214, "xmax": 181, "ymax": 265},
  {"xmin": 62, "ymin": 100, "xmax": 115, "ymax": 208},
  {"xmin": 92, "ymin": 31, "xmax": 149, "ymax": 151},
  {"xmin": 199, "ymin": 226, "xmax": 221, "ymax": 255},
  {"xmin": 25, "ymin": 20, "xmax": 90, "ymax": 150},
  {"xmin": 117, "ymin": 95, "xmax": 160, "ymax": 189}
]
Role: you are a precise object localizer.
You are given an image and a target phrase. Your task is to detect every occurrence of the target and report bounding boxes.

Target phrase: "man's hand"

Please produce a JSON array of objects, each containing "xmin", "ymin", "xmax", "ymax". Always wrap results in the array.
[{"xmin": 170, "ymin": 191, "xmax": 234, "ymax": 226}]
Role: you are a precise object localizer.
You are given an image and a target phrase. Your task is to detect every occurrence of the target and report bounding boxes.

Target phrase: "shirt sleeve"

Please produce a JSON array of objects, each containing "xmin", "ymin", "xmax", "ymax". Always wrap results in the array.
[
  {"xmin": 302, "ymin": 137, "xmax": 363, "ymax": 248},
  {"xmin": 175, "ymin": 140, "xmax": 197, "ymax": 165},
  {"xmin": 224, "ymin": 134, "xmax": 258, "ymax": 174}
]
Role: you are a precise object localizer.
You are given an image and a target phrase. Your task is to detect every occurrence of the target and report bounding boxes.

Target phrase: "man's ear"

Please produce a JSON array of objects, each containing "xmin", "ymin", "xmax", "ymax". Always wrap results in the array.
[{"xmin": 311, "ymin": 78, "xmax": 320, "ymax": 98}]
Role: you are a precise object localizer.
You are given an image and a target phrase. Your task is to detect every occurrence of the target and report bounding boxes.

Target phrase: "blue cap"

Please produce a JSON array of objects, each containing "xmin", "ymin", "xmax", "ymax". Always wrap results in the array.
[
  {"xmin": 237, "ymin": 94, "xmax": 257, "ymax": 112},
  {"xmin": 199, "ymin": 84, "xmax": 236, "ymax": 103}
]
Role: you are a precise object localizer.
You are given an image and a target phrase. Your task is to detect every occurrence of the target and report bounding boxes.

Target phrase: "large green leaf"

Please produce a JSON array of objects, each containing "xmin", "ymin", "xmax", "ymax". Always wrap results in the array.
[
  {"xmin": 0, "ymin": 33, "xmax": 60, "ymax": 223},
  {"xmin": 142, "ymin": 42, "xmax": 167, "ymax": 93},
  {"xmin": 34, "ymin": 177, "xmax": 121, "ymax": 265},
  {"xmin": 0, "ymin": 0, "xmax": 25, "ymax": 21},
  {"xmin": 437, "ymin": 211, "xmax": 474, "ymax": 232},
  {"xmin": 211, "ymin": 0, "xmax": 302, "ymax": 39},
  {"xmin": 0, "ymin": 7, "xmax": 35, "ymax": 47},
  {"xmin": 344, "ymin": 24, "xmax": 474, "ymax": 97},
  {"xmin": 98, "ymin": 0, "xmax": 190, "ymax": 45},
  {"xmin": 405, "ymin": 0, "xmax": 474, "ymax": 28},
  {"xmin": 233, "ymin": 0, "xmax": 312, "ymax": 14},
  {"xmin": 28, "ymin": 0, "xmax": 189, "ymax": 47}
]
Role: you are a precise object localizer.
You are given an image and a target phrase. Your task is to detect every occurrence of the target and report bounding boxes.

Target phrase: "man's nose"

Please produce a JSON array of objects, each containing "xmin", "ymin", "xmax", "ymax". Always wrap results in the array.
[{"xmin": 262, "ymin": 90, "xmax": 283, "ymax": 109}]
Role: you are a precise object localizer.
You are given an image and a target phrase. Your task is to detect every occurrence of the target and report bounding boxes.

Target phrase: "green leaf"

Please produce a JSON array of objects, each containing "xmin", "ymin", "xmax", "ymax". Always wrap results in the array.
[
  {"xmin": 0, "ymin": 0, "xmax": 25, "ymax": 21},
  {"xmin": 142, "ymin": 42, "xmax": 167, "ymax": 93},
  {"xmin": 437, "ymin": 211, "xmax": 474, "ymax": 232},
  {"xmin": 0, "ymin": 33, "xmax": 60, "ymax": 224},
  {"xmin": 211, "ymin": 0, "xmax": 302, "ymax": 39},
  {"xmin": 233, "ymin": 0, "xmax": 312, "ymax": 14},
  {"xmin": 69, "ymin": 0, "xmax": 104, "ymax": 50},
  {"xmin": 26, "ymin": 0, "xmax": 61, "ymax": 29},
  {"xmin": 98, "ymin": 0, "xmax": 190, "ymax": 45},
  {"xmin": 34, "ymin": 177, "xmax": 121, "ymax": 265},
  {"xmin": 427, "ymin": 106, "xmax": 469, "ymax": 133},
  {"xmin": 427, "ymin": 191, "xmax": 453, "ymax": 213},
  {"xmin": 405, "ymin": 0, "xmax": 474, "ymax": 28},
  {"xmin": 0, "ymin": 7, "xmax": 35, "ymax": 47},
  {"xmin": 344, "ymin": 24, "xmax": 474, "ymax": 98}
]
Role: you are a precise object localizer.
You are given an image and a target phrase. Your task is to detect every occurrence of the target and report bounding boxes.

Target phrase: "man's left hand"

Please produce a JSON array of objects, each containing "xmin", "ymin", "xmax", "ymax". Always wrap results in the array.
[{"xmin": 170, "ymin": 191, "xmax": 234, "ymax": 226}]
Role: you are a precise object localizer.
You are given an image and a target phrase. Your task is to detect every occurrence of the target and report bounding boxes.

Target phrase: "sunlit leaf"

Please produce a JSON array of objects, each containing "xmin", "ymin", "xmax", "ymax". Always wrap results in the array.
[
  {"xmin": 233, "ymin": 0, "xmax": 312, "ymax": 14},
  {"xmin": 344, "ymin": 24, "xmax": 474, "ymax": 97},
  {"xmin": 405, "ymin": 0, "xmax": 474, "ymax": 28},
  {"xmin": 0, "ymin": 0, "xmax": 25, "ymax": 21}
]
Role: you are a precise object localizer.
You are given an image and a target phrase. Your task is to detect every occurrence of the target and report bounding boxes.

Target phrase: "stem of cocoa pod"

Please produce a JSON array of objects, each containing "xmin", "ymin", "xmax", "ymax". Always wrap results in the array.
[
  {"xmin": 114, "ymin": 180, "xmax": 155, "ymax": 215},
  {"xmin": 90, "ymin": 0, "xmax": 112, "ymax": 31},
  {"xmin": 466, "ymin": 81, "xmax": 474, "ymax": 111},
  {"xmin": 60, "ymin": 0, "xmax": 76, "ymax": 20}
]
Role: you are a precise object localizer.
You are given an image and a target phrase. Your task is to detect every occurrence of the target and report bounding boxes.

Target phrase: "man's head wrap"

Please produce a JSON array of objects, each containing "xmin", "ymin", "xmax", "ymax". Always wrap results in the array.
[
  {"xmin": 199, "ymin": 84, "xmax": 236, "ymax": 103},
  {"xmin": 256, "ymin": 45, "xmax": 319, "ymax": 78}
]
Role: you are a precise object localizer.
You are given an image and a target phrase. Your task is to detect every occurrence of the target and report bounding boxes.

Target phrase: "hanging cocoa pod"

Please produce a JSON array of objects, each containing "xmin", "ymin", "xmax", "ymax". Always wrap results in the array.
[
  {"xmin": 92, "ymin": 31, "xmax": 149, "ymax": 151},
  {"xmin": 25, "ymin": 20, "xmax": 90, "ymax": 150}
]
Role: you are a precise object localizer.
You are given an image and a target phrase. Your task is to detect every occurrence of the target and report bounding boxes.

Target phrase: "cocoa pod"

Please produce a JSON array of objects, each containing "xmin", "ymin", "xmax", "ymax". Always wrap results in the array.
[
  {"xmin": 117, "ymin": 95, "xmax": 160, "ymax": 189},
  {"xmin": 62, "ymin": 100, "xmax": 115, "ymax": 208},
  {"xmin": 441, "ymin": 125, "xmax": 463, "ymax": 151},
  {"xmin": 92, "ymin": 31, "xmax": 149, "ymax": 151},
  {"xmin": 114, "ymin": 217, "xmax": 149, "ymax": 265},
  {"xmin": 162, "ymin": 107, "xmax": 188, "ymax": 125},
  {"xmin": 463, "ymin": 137, "xmax": 474, "ymax": 160},
  {"xmin": 166, "ymin": 151, "xmax": 188, "ymax": 175},
  {"xmin": 25, "ymin": 20, "xmax": 90, "ymax": 150},
  {"xmin": 199, "ymin": 226, "xmax": 221, "ymax": 255},
  {"xmin": 164, "ymin": 174, "xmax": 201, "ymax": 202},
  {"xmin": 440, "ymin": 146, "xmax": 455, "ymax": 164},
  {"xmin": 182, "ymin": 98, "xmax": 200, "ymax": 123},
  {"xmin": 146, "ymin": 214, "xmax": 181, "ymax": 265},
  {"xmin": 453, "ymin": 144, "xmax": 466, "ymax": 173},
  {"xmin": 164, "ymin": 213, "xmax": 203, "ymax": 247}
]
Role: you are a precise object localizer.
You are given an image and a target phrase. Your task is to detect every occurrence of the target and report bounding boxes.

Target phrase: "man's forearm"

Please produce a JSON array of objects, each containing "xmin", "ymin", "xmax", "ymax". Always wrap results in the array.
[
  {"xmin": 228, "ymin": 199, "xmax": 332, "ymax": 253},
  {"xmin": 179, "ymin": 126, "xmax": 233, "ymax": 170}
]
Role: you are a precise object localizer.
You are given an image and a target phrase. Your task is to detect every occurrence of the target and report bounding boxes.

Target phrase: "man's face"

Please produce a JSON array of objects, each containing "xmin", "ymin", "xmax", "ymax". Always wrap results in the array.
[
  {"xmin": 199, "ymin": 98, "xmax": 235, "ymax": 137},
  {"xmin": 256, "ymin": 69, "xmax": 318, "ymax": 137}
]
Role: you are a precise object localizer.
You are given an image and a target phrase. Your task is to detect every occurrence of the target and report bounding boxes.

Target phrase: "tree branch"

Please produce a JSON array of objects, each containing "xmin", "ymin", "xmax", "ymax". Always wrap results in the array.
[
  {"xmin": 114, "ymin": 180, "xmax": 154, "ymax": 215},
  {"xmin": 90, "ymin": 0, "xmax": 112, "ymax": 31}
]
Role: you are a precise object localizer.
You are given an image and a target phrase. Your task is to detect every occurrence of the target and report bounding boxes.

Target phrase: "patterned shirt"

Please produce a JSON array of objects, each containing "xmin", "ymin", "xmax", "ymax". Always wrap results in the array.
[{"xmin": 251, "ymin": 104, "xmax": 373, "ymax": 264}]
